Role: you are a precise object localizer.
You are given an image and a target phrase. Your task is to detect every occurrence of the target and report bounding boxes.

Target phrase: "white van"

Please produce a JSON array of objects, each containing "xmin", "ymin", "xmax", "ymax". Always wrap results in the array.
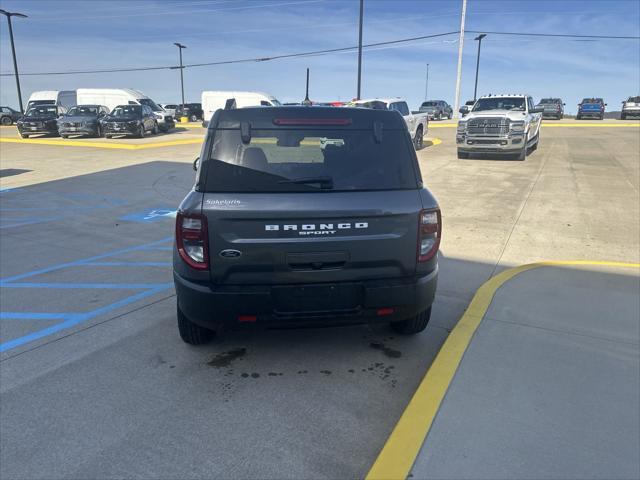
[
  {"xmin": 76, "ymin": 88, "xmax": 174, "ymax": 132},
  {"xmin": 201, "ymin": 91, "xmax": 280, "ymax": 126},
  {"xmin": 27, "ymin": 91, "xmax": 76, "ymax": 110}
]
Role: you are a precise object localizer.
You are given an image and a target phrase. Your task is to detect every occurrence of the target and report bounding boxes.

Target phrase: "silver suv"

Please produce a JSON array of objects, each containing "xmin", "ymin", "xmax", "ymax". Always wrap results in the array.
[
  {"xmin": 621, "ymin": 96, "xmax": 640, "ymax": 119},
  {"xmin": 173, "ymin": 106, "xmax": 441, "ymax": 344}
]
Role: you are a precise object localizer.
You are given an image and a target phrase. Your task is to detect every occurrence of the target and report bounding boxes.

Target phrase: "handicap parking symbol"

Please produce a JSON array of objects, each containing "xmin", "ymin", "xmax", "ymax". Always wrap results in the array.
[{"xmin": 120, "ymin": 208, "xmax": 177, "ymax": 223}]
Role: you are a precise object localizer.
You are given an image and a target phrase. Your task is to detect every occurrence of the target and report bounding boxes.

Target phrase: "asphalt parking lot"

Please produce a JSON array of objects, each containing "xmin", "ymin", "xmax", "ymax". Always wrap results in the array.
[{"xmin": 1, "ymin": 120, "xmax": 639, "ymax": 479}]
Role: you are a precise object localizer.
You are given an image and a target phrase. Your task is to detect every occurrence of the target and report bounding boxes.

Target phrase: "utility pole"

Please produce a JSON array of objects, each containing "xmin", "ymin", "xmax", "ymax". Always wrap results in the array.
[
  {"xmin": 303, "ymin": 68, "xmax": 311, "ymax": 105},
  {"xmin": 453, "ymin": 0, "xmax": 467, "ymax": 117},
  {"xmin": 473, "ymin": 34, "xmax": 486, "ymax": 101},
  {"xmin": 356, "ymin": 0, "xmax": 364, "ymax": 100},
  {"xmin": 0, "ymin": 9, "xmax": 28, "ymax": 112},
  {"xmin": 174, "ymin": 42, "xmax": 186, "ymax": 112},
  {"xmin": 424, "ymin": 63, "xmax": 430, "ymax": 101}
]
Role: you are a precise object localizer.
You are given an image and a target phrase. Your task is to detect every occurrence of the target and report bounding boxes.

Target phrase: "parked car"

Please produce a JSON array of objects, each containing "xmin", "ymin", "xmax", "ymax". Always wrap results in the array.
[
  {"xmin": 76, "ymin": 89, "xmax": 174, "ymax": 132},
  {"xmin": 101, "ymin": 104, "xmax": 158, "ymax": 138},
  {"xmin": 173, "ymin": 105, "xmax": 441, "ymax": 344},
  {"xmin": 202, "ymin": 91, "xmax": 281, "ymax": 126},
  {"xmin": 159, "ymin": 103, "xmax": 178, "ymax": 117},
  {"xmin": 58, "ymin": 105, "xmax": 109, "ymax": 138},
  {"xmin": 352, "ymin": 98, "xmax": 428, "ymax": 149},
  {"xmin": 621, "ymin": 96, "xmax": 640, "ymax": 119},
  {"xmin": 16, "ymin": 105, "xmax": 66, "ymax": 138},
  {"xmin": 26, "ymin": 90, "xmax": 76, "ymax": 110},
  {"xmin": 419, "ymin": 100, "xmax": 453, "ymax": 120},
  {"xmin": 456, "ymin": 94, "xmax": 542, "ymax": 160},
  {"xmin": 0, "ymin": 106, "xmax": 22, "ymax": 125},
  {"xmin": 175, "ymin": 103, "xmax": 204, "ymax": 122},
  {"xmin": 576, "ymin": 98, "xmax": 606, "ymax": 120},
  {"xmin": 535, "ymin": 98, "xmax": 565, "ymax": 119}
]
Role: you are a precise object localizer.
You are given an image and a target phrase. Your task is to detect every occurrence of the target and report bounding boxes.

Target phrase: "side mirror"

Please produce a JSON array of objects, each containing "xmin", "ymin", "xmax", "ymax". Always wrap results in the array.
[
  {"xmin": 605, "ymin": 103, "xmax": 608, "ymax": 106},
  {"xmin": 563, "ymin": 103, "xmax": 566, "ymax": 106},
  {"xmin": 193, "ymin": 157, "xmax": 200, "ymax": 171},
  {"xmin": 459, "ymin": 106, "xmax": 469, "ymax": 114}
]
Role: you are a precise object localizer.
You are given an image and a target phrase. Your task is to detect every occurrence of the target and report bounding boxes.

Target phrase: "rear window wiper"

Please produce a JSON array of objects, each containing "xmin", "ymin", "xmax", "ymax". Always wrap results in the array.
[{"xmin": 278, "ymin": 176, "xmax": 334, "ymax": 189}]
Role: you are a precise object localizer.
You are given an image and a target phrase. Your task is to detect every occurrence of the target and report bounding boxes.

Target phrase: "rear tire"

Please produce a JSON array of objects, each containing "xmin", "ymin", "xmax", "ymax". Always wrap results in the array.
[
  {"xmin": 457, "ymin": 150, "xmax": 469, "ymax": 159},
  {"xmin": 153, "ymin": 122, "xmax": 159, "ymax": 135},
  {"xmin": 20, "ymin": 133, "xmax": 29, "ymax": 139},
  {"xmin": 1, "ymin": 116, "xmax": 11, "ymax": 125},
  {"xmin": 576, "ymin": 115, "xmax": 581, "ymax": 120},
  {"xmin": 621, "ymin": 113, "xmax": 626, "ymax": 120},
  {"xmin": 137, "ymin": 125, "xmax": 145, "ymax": 138},
  {"xmin": 190, "ymin": 114, "xmax": 198, "ymax": 122},
  {"xmin": 177, "ymin": 304, "xmax": 214, "ymax": 345},
  {"xmin": 105, "ymin": 135, "xmax": 112, "ymax": 139},
  {"xmin": 414, "ymin": 126, "xmax": 424, "ymax": 150},
  {"xmin": 391, "ymin": 308, "xmax": 431, "ymax": 335},
  {"xmin": 61, "ymin": 134, "xmax": 68, "ymax": 139}
]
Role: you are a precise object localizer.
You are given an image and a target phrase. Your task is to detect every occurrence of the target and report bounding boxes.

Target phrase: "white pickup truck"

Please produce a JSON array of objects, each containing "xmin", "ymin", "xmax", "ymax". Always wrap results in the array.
[
  {"xmin": 352, "ymin": 98, "xmax": 428, "ymax": 149},
  {"xmin": 456, "ymin": 94, "xmax": 543, "ymax": 160}
]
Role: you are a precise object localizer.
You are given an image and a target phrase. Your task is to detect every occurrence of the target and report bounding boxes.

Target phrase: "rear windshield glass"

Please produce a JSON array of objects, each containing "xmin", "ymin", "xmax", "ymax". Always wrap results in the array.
[
  {"xmin": 202, "ymin": 128, "xmax": 417, "ymax": 192},
  {"xmin": 627, "ymin": 97, "xmax": 640, "ymax": 103},
  {"xmin": 421, "ymin": 101, "xmax": 438, "ymax": 107},
  {"xmin": 539, "ymin": 98, "xmax": 560, "ymax": 104}
]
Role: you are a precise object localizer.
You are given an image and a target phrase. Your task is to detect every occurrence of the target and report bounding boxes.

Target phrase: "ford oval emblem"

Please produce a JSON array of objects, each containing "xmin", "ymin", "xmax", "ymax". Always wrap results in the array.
[{"xmin": 219, "ymin": 249, "xmax": 242, "ymax": 259}]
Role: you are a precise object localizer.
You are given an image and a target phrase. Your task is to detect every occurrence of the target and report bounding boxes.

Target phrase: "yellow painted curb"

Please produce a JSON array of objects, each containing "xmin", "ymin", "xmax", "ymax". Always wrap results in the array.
[
  {"xmin": 179, "ymin": 123, "xmax": 205, "ymax": 129},
  {"xmin": 366, "ymin": 260, "xmax": 640, "ymax": 480},
  {"xmin": 0, "ymin": 137, "xmax": 202, "ymax": 150},
  {"xmin": 423, "ymin": 138, "xmax": 442, "ymax": 147}
]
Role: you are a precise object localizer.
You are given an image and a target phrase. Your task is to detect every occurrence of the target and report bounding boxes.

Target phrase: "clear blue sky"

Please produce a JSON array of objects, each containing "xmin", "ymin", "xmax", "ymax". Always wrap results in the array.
[{"xmin": 1, "ymin": 0, "xmax": 638, "ymax": 113}]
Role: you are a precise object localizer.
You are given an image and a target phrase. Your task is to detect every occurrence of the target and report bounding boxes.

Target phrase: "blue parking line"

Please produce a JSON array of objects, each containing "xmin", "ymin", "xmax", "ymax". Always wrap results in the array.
[
  {"xmin": 0, "ymin": 286, "xmax": 171, "ymax": 353},
  {"xmin": 81, "ymin": 262, "xmax": 172, "ymax": 267},
  {"xmin": 0, "ymin": 282, "xmax": 173, "ymax": 289},
  {"xmin": 0, "ymin": 312, "xmax": 73, "ymax": 320},
  {"xmin": 0, "ymin": 237, "xmax": 172, "ymax": 283}
]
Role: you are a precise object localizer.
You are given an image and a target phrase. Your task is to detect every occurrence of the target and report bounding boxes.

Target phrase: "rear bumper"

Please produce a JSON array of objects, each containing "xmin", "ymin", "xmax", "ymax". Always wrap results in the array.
[
  {"xmin": 541, "ymin": 111, "xmax": 561, "ymax": 118},
  {"xmin": 174, "ymin": 267, "xmax": 438, "ymax": 330},
  {"xmin": 578, "ymin": 110, "xmax": 603, "ymax": 117},
  {"xmin": 622, "ymin": 108, "xmax": 640, "ymax": 116}
]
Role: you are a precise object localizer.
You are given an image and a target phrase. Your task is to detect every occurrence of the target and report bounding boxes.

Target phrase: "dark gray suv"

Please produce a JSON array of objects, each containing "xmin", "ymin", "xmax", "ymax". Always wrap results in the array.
[{"xmin": 173, "ymin": 106, "xmax": 441, "ymax": 344}]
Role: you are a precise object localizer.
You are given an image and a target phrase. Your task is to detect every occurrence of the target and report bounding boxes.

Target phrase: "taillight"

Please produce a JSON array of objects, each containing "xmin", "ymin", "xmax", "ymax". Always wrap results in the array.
[
  {"xmin": 418, "ymin": 208, "xmax": 441, "ymax": 262},
  {"xmin": 176, "ymin": 212, "xmax": 209, "ymax": 270}
]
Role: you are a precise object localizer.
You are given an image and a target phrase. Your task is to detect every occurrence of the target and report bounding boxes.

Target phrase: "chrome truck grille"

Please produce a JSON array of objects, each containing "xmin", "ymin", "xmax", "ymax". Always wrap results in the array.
[{"xmin": 467, "ymin": 117, "xmax": 510, "ymax": 136}]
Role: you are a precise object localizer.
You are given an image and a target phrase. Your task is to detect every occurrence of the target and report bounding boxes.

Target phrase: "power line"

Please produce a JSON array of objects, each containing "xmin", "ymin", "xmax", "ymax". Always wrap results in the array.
[
  {"xmin": 0, "ymin": 31, "xmax": 460, "ymax": 77},
  {"xmin": 466, "ymin": 30, "xmax": 640, "ymax": 40},
  {"xmin": 2, "ymin": 29, "xmax": 638, "ymax": 77}
]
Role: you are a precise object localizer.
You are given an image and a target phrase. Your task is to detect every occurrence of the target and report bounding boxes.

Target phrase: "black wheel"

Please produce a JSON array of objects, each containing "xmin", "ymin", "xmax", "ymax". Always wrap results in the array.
[
  {"xmin": 621, "ymin": 113, "xmax": 626, "ymax": 120},
  {"xmin": 61, "ymin": 134, "xmax": 68, "ymax": 139},
  {"xmin": 1, "ymin": 116, "xmax": 11, "ymax": 126},
  {"xmin": 95, "ymin": 125, "xmax": 102, "ymax": 138},
  {"xmin": 153, "ymin": 122, "xmax": 159, "ymax": 135},
  {"xmin": 105, "ymin": 134, "xmax": 112, "ymax": 139},
  {"xmin": 137, "ymin": 125, "xmax": 145, "ymax": 138},
  {"xmin": 600, "ymin": 115, "xmax": 604, "ymax": 120},
  {"xmin": 516, "ymin": 137, "xmax": 527, "ymax": 160},
  {"xmin": 391, "ymin": 308, "xmax": 431, "ymax": 334},
  {"xmin": 530, "ymin": 133, "xmax": 539, "ymax": 151},
  {"xmin": 414, "ymin": 126, "xmax": 423, "ymax": 149},
  {"xmin": 177, "ymin": 304, "xmax": 214, "ymax": 345},
  {"xmin": 436, "ymin": 112, "xmax": 442, "ymax": 121},
  {"xmin": 457, "ymin": 150, "xmax": 469, "ymax": 159},
  {"xmin": 190, "ymin": 114, "xmax": 198, "ymax": 122},
  {"xmin": 576, "ymin": 115, "xmax": 581, "ymax": 120},
  {"xmin": 20, "ymin": 133, "xmax": 29, "ymax": 139}
]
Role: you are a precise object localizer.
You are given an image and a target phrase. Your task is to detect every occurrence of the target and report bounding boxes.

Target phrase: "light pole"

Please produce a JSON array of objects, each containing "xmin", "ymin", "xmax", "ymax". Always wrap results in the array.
[
  {"xmin": 0, "ymin": 9, "xmax": 28, "ymax": 112},
  {"xmin": 424, "ymin": 63, "xmax": 429, "ymax": 101},
  {"xmin": 174, "ymin": 42, "xmax": 186, "ymax": 113},
  {"xmin": 356, "ymin": 0, "xmax": 364, "ymax": 100},
  {"xmin": 473, "ymin": 34, "xmax": 486, "ymax": 101}
]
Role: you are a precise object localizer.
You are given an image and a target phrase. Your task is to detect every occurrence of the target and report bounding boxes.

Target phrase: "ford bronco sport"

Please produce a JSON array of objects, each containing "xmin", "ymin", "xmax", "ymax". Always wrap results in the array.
[{"xmin": 173, "ymin": 106, "xmax": 441, "ymax": 344}]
